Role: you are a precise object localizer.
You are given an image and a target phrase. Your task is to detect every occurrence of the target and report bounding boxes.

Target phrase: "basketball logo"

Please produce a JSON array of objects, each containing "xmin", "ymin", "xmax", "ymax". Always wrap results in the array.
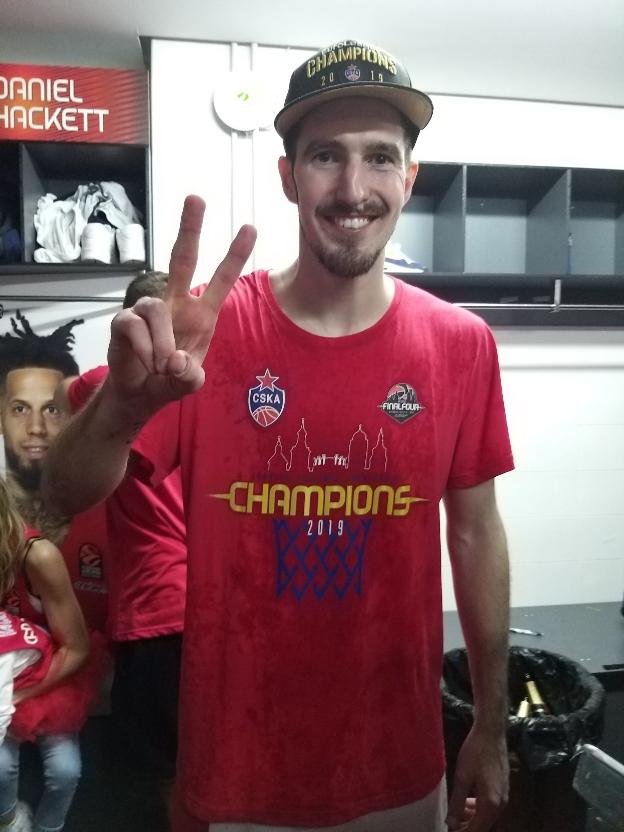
[
  {"xmin": 253, "ymin": 405, "xmax": 281, "ymax": 427},
  {"xmin": 248, "ymin": 369, "xmax": 286, "ymax": 428}
]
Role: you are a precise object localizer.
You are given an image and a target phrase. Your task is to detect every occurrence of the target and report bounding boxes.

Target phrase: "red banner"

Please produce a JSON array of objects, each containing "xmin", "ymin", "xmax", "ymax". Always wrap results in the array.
[{"xmin": 0, "ymin": 64, "xmax": 148, "ymax": 144}]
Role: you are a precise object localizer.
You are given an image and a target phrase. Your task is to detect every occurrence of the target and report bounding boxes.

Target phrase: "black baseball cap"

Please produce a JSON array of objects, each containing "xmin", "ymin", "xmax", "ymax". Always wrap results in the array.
[{"xmin": 274, "ymin": 39, "xmax": 433, "ymax": 138}]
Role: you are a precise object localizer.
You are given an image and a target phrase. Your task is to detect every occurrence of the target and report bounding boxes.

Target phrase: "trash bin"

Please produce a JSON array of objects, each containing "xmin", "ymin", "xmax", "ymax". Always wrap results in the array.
[{"xmin": 442, "ymin": 646, "xmax": 606, "ymax": 832}]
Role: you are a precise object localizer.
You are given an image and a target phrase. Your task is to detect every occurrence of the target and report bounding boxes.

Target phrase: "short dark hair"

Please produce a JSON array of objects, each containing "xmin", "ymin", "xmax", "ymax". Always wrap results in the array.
[
  {"xmin": 0, "ymin": 311, "xmax": 82, "ymax": 389},
  {"xmin": 123, "ymin": 270, "xmax": 169, "ymax": 308},
  {"xmin": 282, "ymin": 108, "xmax": 419, "ymax": 165}
]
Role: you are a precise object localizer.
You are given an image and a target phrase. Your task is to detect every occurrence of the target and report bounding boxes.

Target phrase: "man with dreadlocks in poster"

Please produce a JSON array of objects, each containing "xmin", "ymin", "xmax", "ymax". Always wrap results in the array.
[{"xmin": 0, "ymin": 312, "xmax": 109, "ymax": 832}]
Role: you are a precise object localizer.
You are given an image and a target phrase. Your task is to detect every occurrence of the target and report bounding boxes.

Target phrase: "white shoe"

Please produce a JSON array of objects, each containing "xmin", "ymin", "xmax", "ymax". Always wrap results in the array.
[{"xmin": 4, "ymin": 802, "xmax": 33, "ymax": 832}]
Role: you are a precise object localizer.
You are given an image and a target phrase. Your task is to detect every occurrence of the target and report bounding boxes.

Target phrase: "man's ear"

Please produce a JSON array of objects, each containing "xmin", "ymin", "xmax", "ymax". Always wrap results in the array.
[
  {"xmin": 403, "ymin": 160, "xmax": 419, "ymax": 206},
  {"xmin": 278, "ymin": 156, "xmax": 298, "ymax": 205}
]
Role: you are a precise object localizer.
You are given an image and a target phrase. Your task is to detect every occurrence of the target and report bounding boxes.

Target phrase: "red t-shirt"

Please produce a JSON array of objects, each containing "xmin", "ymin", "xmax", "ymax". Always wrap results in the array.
[
  {"xmin": 69, "ymin": 367, "xmax": 186, "ymax": 640},
  {"xmin": 133, "ymin": 272, "xmax": 514, "ymax": 826},
  {"xmin": 58, "ymin": 507, "xmax": 109, "ymax": 634}
]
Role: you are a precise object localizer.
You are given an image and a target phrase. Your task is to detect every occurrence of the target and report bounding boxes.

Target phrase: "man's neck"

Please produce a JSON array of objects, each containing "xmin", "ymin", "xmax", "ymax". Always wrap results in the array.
[
  {"xmin": 269, "ymin": 252, "xmax": 395, "ymax": 338},
  {"xmin": 6, "ymin": 470, "xmax": 70, "ymax": 546}
]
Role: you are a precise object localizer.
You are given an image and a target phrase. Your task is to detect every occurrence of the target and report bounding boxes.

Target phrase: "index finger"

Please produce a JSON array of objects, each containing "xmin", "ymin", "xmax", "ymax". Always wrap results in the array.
[
  {"xmin": 201, "ymin": 223, "xmax": 257, "ymax": 313},
  {"xmin": 167, "ymin": 194, "xmax": 206, "ymax": 295}
]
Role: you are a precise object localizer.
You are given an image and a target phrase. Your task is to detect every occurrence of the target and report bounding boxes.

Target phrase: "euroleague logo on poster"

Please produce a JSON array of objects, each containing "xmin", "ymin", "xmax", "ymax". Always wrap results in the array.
[
  {"xmin": 248, "ymin": 369, "xmax": 285, "ymax": 427},
  {"xmin": 79, "ymin": 542, "xmax": 104, "ymax": 580}
]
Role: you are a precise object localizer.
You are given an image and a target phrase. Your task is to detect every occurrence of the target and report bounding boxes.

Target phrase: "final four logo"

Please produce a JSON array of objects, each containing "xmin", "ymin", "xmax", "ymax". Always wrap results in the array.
[
  {"xmin": 379, "ymin": 383, "xmax": 425, "ymax": 424},
  {"xmin": 248, "ymin": 369, "xmax": 286, "ymax": 427}
]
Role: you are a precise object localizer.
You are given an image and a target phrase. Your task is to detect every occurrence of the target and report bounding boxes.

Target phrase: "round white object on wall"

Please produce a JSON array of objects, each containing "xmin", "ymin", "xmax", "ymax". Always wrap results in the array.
[{"xmin": 213, "ymin": 71, "xmax": 277, "ymax": 132}]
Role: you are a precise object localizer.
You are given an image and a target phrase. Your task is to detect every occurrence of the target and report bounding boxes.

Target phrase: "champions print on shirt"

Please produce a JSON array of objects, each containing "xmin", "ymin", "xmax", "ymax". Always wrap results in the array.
[
  {"xmin": 248, "ymin": 369, "xmax": 286, "ymax": 427},
  {"xmin": 213, "ymin": 418, "xmax": 427, "ymax": 601}
]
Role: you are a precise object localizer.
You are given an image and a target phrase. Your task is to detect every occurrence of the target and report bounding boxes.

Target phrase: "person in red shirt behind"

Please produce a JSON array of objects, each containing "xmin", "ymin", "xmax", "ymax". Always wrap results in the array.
[{"xmin": 56, "ymin": 271, "xmax": 187, "ymax": 818}]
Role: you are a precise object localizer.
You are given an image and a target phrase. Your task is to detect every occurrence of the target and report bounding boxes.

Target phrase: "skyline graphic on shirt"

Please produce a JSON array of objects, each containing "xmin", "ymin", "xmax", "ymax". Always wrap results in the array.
[{"xmin": 267, "ymin": 418, "xmax": 388, "ymax": 474}]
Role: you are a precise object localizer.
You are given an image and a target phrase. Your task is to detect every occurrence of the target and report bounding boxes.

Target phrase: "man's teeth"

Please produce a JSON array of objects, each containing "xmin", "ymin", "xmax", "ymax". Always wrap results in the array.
[{"xmin": 334, "ymin": 217, "xmax": 370, "ymax": 229}]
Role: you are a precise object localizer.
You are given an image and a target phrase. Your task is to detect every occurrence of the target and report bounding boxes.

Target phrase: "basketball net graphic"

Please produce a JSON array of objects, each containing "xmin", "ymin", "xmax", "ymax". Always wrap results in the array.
[
  {"xmin": 269, "ymin": 419, "xmax": 386, "ymax": 601},
  {"xmin": 274, "ymin": 516, "xmax": 372, "ymax": 600}
]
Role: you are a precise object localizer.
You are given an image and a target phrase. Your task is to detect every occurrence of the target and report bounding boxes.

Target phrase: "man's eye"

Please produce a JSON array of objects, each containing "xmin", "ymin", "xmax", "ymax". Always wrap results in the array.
[
  {"xmin": 372, "ymin": 153, "xmax": 392, "ymax": 165},
  {"xmin": 314, "ymin": 151, "xmax": 336, "ymax": 164},
  {"xmin": 12, "ymin": 405, "xmax": 26, "ymax": 414},
  {"xmin": 45, "ymin": 406, "xmax": 60, "ymax": 416}
]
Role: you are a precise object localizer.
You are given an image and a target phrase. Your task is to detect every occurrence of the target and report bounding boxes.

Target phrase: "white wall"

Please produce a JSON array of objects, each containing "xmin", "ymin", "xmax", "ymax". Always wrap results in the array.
[{"xmin": 442, "ymin": 329, "xmax": 624, "ymax": 608}]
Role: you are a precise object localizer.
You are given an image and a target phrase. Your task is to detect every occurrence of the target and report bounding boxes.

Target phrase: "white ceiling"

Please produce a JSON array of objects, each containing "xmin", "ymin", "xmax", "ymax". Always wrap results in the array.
[{"xmin": 1, "ymin": 0, "xmax": 623, "ymax": 107}]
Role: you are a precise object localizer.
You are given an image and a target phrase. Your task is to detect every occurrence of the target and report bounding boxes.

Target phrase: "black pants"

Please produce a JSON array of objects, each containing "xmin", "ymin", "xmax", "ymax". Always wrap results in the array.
[{"xmin": 111, "ymin": 633, "xmax": 182, "ymax": 781}]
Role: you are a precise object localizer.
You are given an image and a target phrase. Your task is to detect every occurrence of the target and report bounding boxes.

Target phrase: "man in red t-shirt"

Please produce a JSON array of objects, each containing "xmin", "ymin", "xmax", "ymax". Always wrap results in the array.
[
  {"xmin": 58, "ymin": 271, "xmax": 186, "ymax": 801},
  {"xmin": 44, "ymin": 39, "xmax": 514, "ymax": 832}
]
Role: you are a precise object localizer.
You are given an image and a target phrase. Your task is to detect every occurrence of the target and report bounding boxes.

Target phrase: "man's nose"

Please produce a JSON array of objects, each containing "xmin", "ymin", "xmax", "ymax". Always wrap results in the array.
[
  {"xmin": 335, "ymin": 159, "xmax": 368, "ymax": 206},
  {"xmin": 27, "ymin": 412, "xmax": 47, "ymax": 435}
]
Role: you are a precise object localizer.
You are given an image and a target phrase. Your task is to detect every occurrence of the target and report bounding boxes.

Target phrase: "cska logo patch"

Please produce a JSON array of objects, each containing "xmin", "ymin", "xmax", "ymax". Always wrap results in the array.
[
  {"xmin": 345, "ymin": 64, "xmax": 361, "ymax": 82},
  {"xmin": 248, "ymin": 369, "xmax": 286, "ymax": 428},
  {"xmin": 379, "ymin": 383, "xmax": 425, "ymax": 424}
]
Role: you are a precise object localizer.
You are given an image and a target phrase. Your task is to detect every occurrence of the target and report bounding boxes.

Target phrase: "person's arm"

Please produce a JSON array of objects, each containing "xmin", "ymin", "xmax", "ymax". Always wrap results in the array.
[
  {"xmin": 12, "ymin": 539, "xmax": 90, "ymax": 703},
  {"xmin": 444, "ymin": 478, "xmax": 510, "ymax": 832},
  {"xmin": 42, "ymin": 196, "xmax": 256, "ymax": 516}
]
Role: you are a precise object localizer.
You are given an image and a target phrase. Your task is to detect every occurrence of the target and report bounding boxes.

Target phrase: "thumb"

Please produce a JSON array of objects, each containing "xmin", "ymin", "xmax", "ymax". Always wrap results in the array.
[{"xmin": 167, "ymin": 350, "xmax": 205, "ymax": 395}]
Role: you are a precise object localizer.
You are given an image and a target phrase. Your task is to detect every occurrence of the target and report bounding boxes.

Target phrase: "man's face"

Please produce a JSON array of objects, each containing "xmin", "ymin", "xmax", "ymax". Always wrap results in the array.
[
  {"xmin": 1, "ymin": 367, "xmax": 67, "ymax": 491},
  {"xmin": 279, "ymin": 97, "xmax": 418, "ymax": 279}
]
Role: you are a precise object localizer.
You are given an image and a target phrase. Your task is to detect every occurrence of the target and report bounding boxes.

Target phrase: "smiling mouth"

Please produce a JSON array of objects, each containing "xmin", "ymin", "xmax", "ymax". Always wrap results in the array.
[
  {"xmin": 331, "ymin": 216, "xmax": 372, "ymax": 230},
  {"xmin": 22, "ymin": 446, "xmax": 48, "ymax": 457}
]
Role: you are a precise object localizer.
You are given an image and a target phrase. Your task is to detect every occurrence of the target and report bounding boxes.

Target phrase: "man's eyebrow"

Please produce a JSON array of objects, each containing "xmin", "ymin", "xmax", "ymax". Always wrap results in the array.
[
  {"xmin": 366, "ymin": 141, "xmax": 403, "ymax": 159},
  {"xmin": 301, "ymin": 139, "xmax": 343, "ymax": 156}
]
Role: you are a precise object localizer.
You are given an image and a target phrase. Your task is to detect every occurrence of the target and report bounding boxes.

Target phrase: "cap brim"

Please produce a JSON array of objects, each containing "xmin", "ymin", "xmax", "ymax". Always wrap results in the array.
[{"xmin": 274, "ymin": 83, "xmax": 433, "ymax": 138}]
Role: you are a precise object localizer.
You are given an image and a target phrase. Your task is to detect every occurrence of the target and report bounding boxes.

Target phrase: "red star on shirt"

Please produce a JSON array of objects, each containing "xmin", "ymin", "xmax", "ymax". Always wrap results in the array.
[{"xmin": 256, "ymin": 369, "xmax": 279, "ymax": 390}]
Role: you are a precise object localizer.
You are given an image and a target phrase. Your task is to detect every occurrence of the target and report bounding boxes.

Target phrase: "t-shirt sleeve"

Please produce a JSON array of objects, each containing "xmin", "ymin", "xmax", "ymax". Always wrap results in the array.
[
  {"xmin": 446, "ymin": 322, "xmax": 514, "ymax": 489},
  {"xmin": 129, "ymin": 399, "xmax": 182, "ymax": 488}
]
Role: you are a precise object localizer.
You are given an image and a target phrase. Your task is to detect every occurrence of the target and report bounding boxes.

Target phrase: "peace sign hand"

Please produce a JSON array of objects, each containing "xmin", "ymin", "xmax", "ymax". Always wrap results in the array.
[{"xmin": 107, "ymin": 195, "xmax": 257, "ymax": 420}]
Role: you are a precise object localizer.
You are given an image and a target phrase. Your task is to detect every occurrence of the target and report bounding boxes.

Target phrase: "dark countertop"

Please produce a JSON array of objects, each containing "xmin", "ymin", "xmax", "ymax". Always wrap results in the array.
[{"xmin": 444, "ymin": 602, "xmax": 624, "ymax": 687}]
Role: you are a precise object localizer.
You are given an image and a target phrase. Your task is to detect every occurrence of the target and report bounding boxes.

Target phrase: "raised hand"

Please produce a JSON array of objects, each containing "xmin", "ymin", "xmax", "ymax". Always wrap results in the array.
[{"xmin": 107, "ymin": 195, "xmax": 256, "ymax": 418}]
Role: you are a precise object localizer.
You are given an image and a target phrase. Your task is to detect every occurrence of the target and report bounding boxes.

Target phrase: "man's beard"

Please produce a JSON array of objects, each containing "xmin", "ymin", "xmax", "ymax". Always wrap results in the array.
[
  {"xmin": 309, "ymin": 237, "xmax": 384, "ymax": 278},
  {"xmin": 302, "ymin": 199, "xmax": 388, "ymax": 279},
  {"xmin": 4, "ymin": 446, "xmax": 43, "ymax": 493}
]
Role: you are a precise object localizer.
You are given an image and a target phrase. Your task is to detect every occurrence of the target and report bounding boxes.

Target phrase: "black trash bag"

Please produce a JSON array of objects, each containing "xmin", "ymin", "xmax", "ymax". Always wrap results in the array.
[{"xmin": 442, "ymin": 646, "xmax": 605, "ymax": 772}]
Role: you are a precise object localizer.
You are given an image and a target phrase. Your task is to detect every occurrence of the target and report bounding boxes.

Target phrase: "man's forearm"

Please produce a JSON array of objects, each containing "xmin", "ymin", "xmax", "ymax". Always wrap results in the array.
[
  {"xmin": 42, "ymin": 379, "xmax": 147, "ymax": 516},
  {"xmin": 446, "ymin": 488, "xmax": 510, "ymax": 732}
]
